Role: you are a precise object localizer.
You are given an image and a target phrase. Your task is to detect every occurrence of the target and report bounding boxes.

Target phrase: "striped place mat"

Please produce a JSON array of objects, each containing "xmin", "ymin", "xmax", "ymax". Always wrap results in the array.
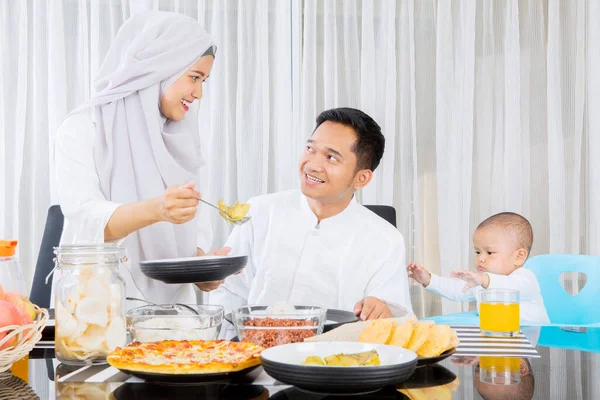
[
  {"xmin": 58, "ymin": 364, "xmax": 143, "ymax": 383},
  {"xmin": 451, "ymin": 325, "xmax": 540, "ymax": 358}
]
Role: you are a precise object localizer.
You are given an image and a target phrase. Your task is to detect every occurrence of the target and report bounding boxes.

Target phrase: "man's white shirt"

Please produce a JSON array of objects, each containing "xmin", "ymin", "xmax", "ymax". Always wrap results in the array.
[{"xmin": 210, "ymin": 190, "xmax": 413, "ymax": 316}]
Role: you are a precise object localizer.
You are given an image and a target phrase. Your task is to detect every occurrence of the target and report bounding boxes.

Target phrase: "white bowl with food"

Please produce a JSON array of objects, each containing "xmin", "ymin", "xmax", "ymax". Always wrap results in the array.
[
  {"xmin": 260, "ymin": 341, "xmax": 418, "ymax": 394},
  {"xmin": 126, "ymin": 304, "xmax": 223, "ymax": 343}
]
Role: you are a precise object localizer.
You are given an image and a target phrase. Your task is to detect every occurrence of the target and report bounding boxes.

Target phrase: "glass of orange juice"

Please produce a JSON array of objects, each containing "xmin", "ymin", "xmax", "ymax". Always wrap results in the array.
[
  {"xmin": 479, "ymin": 289, "xmax": 520, "ymax": 336},
  {"xmin": 479, "ymin": 356, "xmax": 521, "ymax": 385}
]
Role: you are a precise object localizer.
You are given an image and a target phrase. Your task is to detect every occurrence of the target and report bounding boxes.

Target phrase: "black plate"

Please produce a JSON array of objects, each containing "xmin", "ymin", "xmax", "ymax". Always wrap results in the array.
[
  {"xmin": 116, "ymin": 364, "xmax": 260, "ymax": 384},
  {"xmin": 270, "ymin": 385, "xmax": 416, "ymax": 399},
  {"xmin": 111, "ymin": 382, "xmax": 267, "ymax": 399},
  {"xmin": 416, "ymin": 348, "xmax": 456, "ymax": 367},
  {"xmin": 262, "ymin": 358, "xmax": 416, "ymax": 395},
  {"xmin": 323, "ymin": 309, "xmax": 359, "ymax": 332},
  {"xmin": 224, "ymin": 308, "xmax": 358, "ymax": 332},
  {"xmin": 398, "ymin": 364, "xmax": 457, "ymax": 389},
  {"xmin": 260, "ymin": 342, "xmax": 417, "ymax": 395},
  {"xmin": 140, "ymin": 255, "xmax": 246, "ymax": 268},
  {"xmin": 140, "ymin": 255, "xmax": 247, "ymax": 284}
]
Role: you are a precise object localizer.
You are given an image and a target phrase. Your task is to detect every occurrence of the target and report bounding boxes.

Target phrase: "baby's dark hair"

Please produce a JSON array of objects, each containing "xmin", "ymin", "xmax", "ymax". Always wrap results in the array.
[{"xmin": 477, "ymin": 212, "xmax": 534, "ymax": 253}]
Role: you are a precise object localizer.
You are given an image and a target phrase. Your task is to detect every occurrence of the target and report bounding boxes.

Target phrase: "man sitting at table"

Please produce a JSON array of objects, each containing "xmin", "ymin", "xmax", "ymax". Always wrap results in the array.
[{"xmin": 209, "ymin": 107, "xmax": 413, "ymax": 320}]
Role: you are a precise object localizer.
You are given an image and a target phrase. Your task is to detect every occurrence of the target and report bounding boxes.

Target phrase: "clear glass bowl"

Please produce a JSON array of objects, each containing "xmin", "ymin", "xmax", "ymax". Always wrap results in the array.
[
  {"xmin": 232, "ymin": 305, "xmax": 326, "ymax": 348},
  {"xmin": 126, "ymin": 304, "xmax": 224, "ymax": 343}
]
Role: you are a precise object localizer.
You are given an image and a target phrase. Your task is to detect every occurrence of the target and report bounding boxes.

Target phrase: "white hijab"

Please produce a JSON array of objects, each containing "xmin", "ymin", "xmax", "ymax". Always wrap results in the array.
[{"xmin": 72, "ymin": 11, "xmax": 215, "ymax": 304}]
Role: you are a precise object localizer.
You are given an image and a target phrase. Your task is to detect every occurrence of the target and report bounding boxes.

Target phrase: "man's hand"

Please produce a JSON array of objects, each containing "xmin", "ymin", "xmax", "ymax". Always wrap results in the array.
[
  {"xmin": 194, "ymin": 247, "xmax": 232, "ymax": 291},
  {"xmin": 195, "ymin": 280, "xmax": 224, "ymax": 292},
  {"xmin": 156, "ymin": 180, "xmax": 201, "ymax": 224},
  {"xmin": 205, "ymin": 247, "xmax": 232, "ymax": 256},
  {"xmin": 353, "ymin": 297, "xmax": 392, "ymax": 321},
  {"xmin": 450, "ymin": 270, "xmax": 490, "ymax": 292},
  {"xmin": 407, "ymin": 263, "xmax": 432, "ymax": 287}
]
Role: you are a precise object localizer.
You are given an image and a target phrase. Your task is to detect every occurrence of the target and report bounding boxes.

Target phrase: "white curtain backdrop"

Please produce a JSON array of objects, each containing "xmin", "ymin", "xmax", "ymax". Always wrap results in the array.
[
  {"xmin": 1, "ymin": 2, "xmax": 599, "ymax": 397},
  {"xmin": 1, "ymin": 0, "xmax": 599, "ymax": 316}
]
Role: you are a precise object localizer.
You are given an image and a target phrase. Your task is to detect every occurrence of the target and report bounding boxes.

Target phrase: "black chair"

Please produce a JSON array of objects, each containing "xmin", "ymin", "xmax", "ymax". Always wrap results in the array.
[
  {"xmin": 364, "ymin": 205, "xmax": 396, "ymax": 228},
  {"xmin": 30, "ymin": 205, "xmax": 64, "ymax": 309},
  {"xmin": 29, "ymin": 205, "xmax": 63, "ymax": 381}
]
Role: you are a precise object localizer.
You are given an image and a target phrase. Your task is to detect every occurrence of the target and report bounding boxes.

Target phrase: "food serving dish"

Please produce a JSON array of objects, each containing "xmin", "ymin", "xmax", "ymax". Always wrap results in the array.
[
  {"xmin": 139, "ymin": 255, "xmax": 247, "ymax": 284},
  {"xmin": 225, "ymin": 308, "xmax": 357, "ymax": 333},
  {"xmin": 126, "ymin": 304, "xmax": 224, "ymax": 342},
  {"xmin": 231, "ymin": 305, "xmax": 326, "ymax": 348},
  {"xmin": 261, "ymin": 341, "xmax": 417, "ymax": 394}
]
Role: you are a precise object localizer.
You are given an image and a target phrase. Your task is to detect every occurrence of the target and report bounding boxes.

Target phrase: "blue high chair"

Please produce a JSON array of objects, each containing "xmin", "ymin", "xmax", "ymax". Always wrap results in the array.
[{"xmin": 525, "ymin": 254, "xmax": 600, "ymax": 325}]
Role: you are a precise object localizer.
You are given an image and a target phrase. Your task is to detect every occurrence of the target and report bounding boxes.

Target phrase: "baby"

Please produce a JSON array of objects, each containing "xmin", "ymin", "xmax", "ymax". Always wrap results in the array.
[{"xmin": 407, "ymin": 212, "xmax": 549, "ymax": 323}]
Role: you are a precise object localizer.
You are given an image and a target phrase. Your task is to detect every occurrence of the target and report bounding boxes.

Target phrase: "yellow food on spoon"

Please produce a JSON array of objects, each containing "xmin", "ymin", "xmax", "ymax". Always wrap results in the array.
[{"xmin": 217, "ymin": 200, "xmax": 250, "ymax": 222}]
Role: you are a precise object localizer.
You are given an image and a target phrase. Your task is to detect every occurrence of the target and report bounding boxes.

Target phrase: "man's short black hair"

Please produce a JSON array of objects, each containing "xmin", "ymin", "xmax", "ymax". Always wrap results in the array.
[{"xmin": 314, "ymin": 107, "xmax": 385, "ymax": 171}]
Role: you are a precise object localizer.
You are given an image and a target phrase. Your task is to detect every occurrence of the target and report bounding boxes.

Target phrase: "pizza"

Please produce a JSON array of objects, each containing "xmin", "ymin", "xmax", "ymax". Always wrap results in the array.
[{"xmin": 107, "ymin": 340, "xmax": 264, "ymax": 374}]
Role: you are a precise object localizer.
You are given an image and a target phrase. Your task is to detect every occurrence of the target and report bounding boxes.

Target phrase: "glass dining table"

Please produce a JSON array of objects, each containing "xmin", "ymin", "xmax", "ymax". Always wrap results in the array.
[{"xmin": 2, "ymin": 322, "xmax": 599, "ymax": 399}]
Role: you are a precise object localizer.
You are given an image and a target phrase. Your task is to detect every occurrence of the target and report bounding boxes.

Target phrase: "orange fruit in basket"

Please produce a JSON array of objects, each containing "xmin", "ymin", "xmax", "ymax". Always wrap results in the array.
[{"xmin": 0, "ymin": 300, "xmax": 23, "ymax": 350}]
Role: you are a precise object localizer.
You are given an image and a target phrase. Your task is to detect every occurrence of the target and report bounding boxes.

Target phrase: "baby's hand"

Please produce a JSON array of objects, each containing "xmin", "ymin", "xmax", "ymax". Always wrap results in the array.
[
  {"xmin": 450, "ymin": 270, "xmax": 490, "ymax": 292},
  {"xmin": 407, "ymin": 263, "xmax": 432, "ymax": 286}
]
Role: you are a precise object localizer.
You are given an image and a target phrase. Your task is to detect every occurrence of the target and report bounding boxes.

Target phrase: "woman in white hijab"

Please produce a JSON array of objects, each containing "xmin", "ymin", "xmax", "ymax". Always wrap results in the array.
[{"xmin": 54, "ymin": 11, "xmax": 224, "ymax": 306}]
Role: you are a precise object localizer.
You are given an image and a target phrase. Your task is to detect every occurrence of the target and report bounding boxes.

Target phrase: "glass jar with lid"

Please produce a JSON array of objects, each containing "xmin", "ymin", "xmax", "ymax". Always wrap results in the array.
[
  {"xmin": 54, "ymin": 244, "xmax": 127, "ymax": 365},
  {"xmin": 0, "ymin": 240, "xmax": 27, "ymax": 295}
]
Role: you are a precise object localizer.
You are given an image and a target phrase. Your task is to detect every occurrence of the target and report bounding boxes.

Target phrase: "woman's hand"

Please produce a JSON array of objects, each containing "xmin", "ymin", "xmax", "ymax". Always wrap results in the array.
[
  {"xmin": 157, "ymin": 181, "xmax": 201, "ymax": 224},
  {"xmin": 104, "ymin": 181, "xmax": 201, "ymax": 242}
]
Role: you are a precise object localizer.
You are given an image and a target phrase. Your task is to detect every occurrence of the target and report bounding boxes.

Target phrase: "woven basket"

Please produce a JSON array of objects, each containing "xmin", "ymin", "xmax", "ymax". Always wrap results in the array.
[
  {"xmin": 0, "ymin": 305, "xmax": 49, "ymax": 373},
  {"xmin": 0, "ymin": 371, "xmax": 40, "ymax": 399}
]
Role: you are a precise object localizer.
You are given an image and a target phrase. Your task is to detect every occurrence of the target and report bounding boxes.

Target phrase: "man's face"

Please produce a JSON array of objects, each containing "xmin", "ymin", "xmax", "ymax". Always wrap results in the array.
[{"xmin": 298, "ymin": 121, "xmax": 362, "ymax": 203}]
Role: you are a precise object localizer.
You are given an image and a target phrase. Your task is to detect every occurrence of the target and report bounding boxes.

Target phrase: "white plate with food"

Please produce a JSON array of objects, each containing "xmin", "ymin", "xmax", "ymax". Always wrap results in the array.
[{"xmin": 260, "ymin": 341, "xmax": 417, "ymax": 394}]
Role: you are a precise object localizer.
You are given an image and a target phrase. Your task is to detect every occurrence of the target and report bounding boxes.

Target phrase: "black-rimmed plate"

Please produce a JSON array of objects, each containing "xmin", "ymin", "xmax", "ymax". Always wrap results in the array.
[
  {"xmin": 416, "ymin": 348, "xmax": 456, "ymax": 367},
  {"xmin": 111, "ymin": 382, "xmax": 267, "ymax": 399},
  {"xmin": 260, "ymin": 341, "xmax": 417, "ymax": 395},
  {"xmin": 223, "ymin": 308, "xmax": 358, "ymax": 332},
  {"xmin": 139, "ymin": 255, "xmax": 247, "ymax": 284},
  {"xmin": 398, "ymin": 364, "xmax": 457, "ymax": 389},
  {"xmin": 115, "ymin": 364, "xmax": 260, "ymax": 385}
]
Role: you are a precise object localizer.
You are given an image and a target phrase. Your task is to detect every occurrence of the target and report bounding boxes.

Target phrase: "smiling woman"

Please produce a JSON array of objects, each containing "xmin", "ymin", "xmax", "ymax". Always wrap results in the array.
[
  {"xmin": 159, "ymin": 49, "xmax": 215, "ymax": 121},
  {"xmin": 53, "ymin": 10, "xmax": 225, "ymax": 306}
]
